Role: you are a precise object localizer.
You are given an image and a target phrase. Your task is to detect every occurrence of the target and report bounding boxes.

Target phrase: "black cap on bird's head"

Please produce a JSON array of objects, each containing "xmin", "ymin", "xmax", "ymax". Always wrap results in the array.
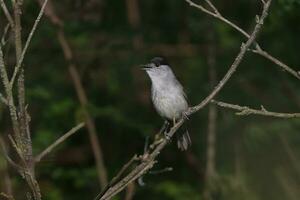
[
  {"xmin": 150, "ymin": 57, "xmax": 169, "ymax": 67},
  {"xmin": 141, "ymin": 56, "xmax": 171, "ymax": 73}
]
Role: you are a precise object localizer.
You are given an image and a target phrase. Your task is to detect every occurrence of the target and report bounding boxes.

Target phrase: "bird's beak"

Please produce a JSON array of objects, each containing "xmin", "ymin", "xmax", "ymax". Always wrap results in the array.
[{"xmin": 140, "ymin": 63, "xmax": 153, "ymax": 71}]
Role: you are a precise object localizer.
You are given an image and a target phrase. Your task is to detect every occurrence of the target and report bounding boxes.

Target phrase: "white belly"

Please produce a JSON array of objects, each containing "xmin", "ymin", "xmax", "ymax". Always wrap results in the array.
[{"xmin": 152, "ymin": 88, "xmax": 188, "ymax": 120}]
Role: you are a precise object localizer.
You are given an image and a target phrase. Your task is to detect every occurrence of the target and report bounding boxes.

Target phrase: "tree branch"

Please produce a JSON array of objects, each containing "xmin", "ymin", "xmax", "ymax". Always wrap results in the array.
[
  {"xmin": 1, "ymin": 24, "xmax": 10, "ymax": 46},
  {"xmin": 188, "ymin": 0, "xmax": 271, "ymax": 114},
  {"xmin": 211, "ymin": 100, "xmax": 300, "ymax": 118},
  {"xmin": 185, "ymin": 0, "xmax": 250, "ymax": 38},
  {"xmin": 0, "ymin": 44, "xmax": 21, "ymax": 142},
  {"xmin": 95, "ymin": 1, "xmax": 272, "ymax": 199},
  {"xmin": 94, "ymin": 155, "xmax": 139, "ymax": 200},
  {"xmin": 204, "ymin": 0, "xmax": 220, "ymax": 15},
  {"xmin": 0, "ymin": 136, "xmax": 23, "ymax": 174},
  {"xmin": 0, "ymin": 1, "xmax": 49, "ymax": 199},
  {"xmin": 34, "ymin": 122, "xmax": 85, "ymax": 162},
  {"xmin": 185, "ymin": 0, "xmax": 300, "ymax": 80},
  {"xmin": 250, "ymin": 48, "xmax": 300, "ymax": 79},
  {"xmin": 10, "ymin": 0, "xmax": 49, "ymax": 86},
  {"xmin": 13, "ymin": 0, "xmax": 22, "ymax": 62},
  {"xmin": 0, "ymin": 0, "xmax": 14, "ymax": 27}
]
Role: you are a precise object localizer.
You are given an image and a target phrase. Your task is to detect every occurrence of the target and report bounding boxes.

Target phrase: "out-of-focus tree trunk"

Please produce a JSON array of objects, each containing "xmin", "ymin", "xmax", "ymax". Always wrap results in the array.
[
  {"xmin": 37, "ymin": 0, "xmax": 108, "ymax": 189},
  {"xmin": 203, "ymin": 25, "xmax": 218, "ymax": 200}
]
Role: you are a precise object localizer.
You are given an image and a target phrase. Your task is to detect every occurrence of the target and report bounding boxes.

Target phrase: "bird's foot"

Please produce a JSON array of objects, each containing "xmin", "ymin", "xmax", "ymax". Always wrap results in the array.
[{"xmin": 164, "ymin": 131, "xmax": 172, "ymax": 141}]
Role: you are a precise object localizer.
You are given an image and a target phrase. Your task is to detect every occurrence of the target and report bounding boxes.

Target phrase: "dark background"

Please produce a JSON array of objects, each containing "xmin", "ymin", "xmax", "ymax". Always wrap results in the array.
[{"xmin": 1, "ymin": 0, "xmax": 300, "ymax": 199}]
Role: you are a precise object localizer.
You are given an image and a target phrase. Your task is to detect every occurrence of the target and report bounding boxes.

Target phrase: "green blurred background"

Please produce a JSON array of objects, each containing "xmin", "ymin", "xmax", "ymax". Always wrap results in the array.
[{"xmin": 1, "ymin": 0, "xmax": 300, "ymax": 199}]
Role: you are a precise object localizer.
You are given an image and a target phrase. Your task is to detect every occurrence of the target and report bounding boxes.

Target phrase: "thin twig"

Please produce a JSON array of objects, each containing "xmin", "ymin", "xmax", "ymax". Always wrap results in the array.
[
  {"xmin": 185, "ymin": 0, "xmax": 249, "ymax": 38},
  {"xmin": 204, "ymin": 0, "xmax": 220, "ymax": 15},
  {"xmin": 13, "ymin": 0, "xmax": 22, "ymax": 63},
  {"xmin": 250, "ymin": 48, "xmax": 300, "ymax": 79},
  {"xmin": 149, "ymin": 167, "xmax": 173, "ymax": 175},
  {"xmin": 188, "ymin": 0, "xmax": 271, "ymax": 114},
  {"xmin": 0, "ymin": 45, "xmax": 21, "ymax": 140},
  {"xmin": 94, "ymin": 155, "xmax": 139, "ymax": 200},
  {"xmin": 0, "ymin": 136, "xmax": 23, "ymax": 173},
  {"xmin": 185, "ymin": 0, "xmax": 217, "ymax": 17},
  {"xmin": 34, "ymin": 122, "xmax": 85, "ymax": 162},
  {"xmin": 0, "ymin": 0, "xmax": 14, "ymax": 27},
  {"xmin": 10, "ymin": 0, "xmax": 50, "ymax": 86},
  {"xmin": 185, "ymin": 0, "xmax": 300, "ymax": 80},
  {"xmin": 8, "ymin": 134, "xmax": 26, "ymax": 166},
  {"xmin": 211, "ymin": 100, "xmax": 300, "ymax": 118},
  {"xmin": 1, "ymin": 1, "xmax": 44, "ymax": 199},
  {"xmin": 95, "ymin": 2, "xmax": 271, "ymax": 199},
  {"xmin": 1, "ymin": 24, "xmax": 10, "ymax": 46}
]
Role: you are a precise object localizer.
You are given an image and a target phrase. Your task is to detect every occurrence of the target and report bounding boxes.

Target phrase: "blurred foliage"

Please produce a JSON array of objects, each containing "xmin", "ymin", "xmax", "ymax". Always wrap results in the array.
[{"xmin": 0, "ymin": 0, "xmax": 300, "ymax": 200}]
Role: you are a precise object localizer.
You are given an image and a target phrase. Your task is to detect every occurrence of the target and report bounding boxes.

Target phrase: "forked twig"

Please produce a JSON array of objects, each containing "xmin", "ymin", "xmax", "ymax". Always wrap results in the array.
[
  {"xmin": 185, "ymin": 0, "xmax": 300, "ymax": 80},
  {"xmin": 10, "ymin": 0, "xmax": 50, "ymax": 86},
  {"xmin": 211, "ymin": 100, "xmax": 300, "ymax": 118}
]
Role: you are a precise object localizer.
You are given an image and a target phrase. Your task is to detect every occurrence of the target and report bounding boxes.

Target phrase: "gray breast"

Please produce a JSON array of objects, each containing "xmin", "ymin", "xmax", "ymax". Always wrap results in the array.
[{"xmin": 151, "ymin": 83, "xmax": 188, "ymax": 120}]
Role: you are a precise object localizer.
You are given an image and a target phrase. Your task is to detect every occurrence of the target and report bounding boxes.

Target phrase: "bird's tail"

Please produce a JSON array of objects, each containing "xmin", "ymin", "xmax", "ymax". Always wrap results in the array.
[{"xmin": 176, "ymin": 125, "xmax": 191, "ymax": 151}]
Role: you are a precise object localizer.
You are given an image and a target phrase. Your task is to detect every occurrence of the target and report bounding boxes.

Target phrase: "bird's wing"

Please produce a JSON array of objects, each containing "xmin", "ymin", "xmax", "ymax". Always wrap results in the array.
[{"xmin": 173, "ymin": 78, "xmax": 188, "ymax": 100}]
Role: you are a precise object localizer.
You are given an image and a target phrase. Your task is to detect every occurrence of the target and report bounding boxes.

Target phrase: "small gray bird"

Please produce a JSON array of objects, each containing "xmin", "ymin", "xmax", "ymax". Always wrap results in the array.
[{"xmin": 143, "ymin": 57, "xmax": 191, "ymax": 150}]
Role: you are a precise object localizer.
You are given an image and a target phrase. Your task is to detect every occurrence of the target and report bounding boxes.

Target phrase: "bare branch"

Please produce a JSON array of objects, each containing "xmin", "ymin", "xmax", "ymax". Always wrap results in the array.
[
  {"xmin": 185, "ymin": 0, "xmax": 249, "ymax": 38},
  {"xmin": 34, "ymin": 122, "xmax": 85, "ymax": 162},
  {"xmin": 1, "ymin": 24, "xmax": 10, "ymax": 46},
  {"xmin": 0, "ymin": 136, "xmax": 23, "ymax": 174},
  {"xmin": 0, "ymin": 0, "xmax": 14, "ymax": 27},
  {"xmin": 188, "ymin": 0, "xmax": 271, "ymax": 114},
  {"xmin": 149, "ymin": 167, "xmax": 173, "ymax": 175},
  {"xmin": 185, "ymin": 0, "xmax": 300, "ymax": 80},
  {"xmin": 8, "ymin": 135, "xmax": 24, "ymax": 159},
  {"xmin": 94, "ymin": 155, "xmax": 139, "ymax": 200},
  {"xmin": 1, "ymin": 1, "xmax": 48, "ymax": 199},
  {"xmin": 185, "ymin": 0, "xmax": 217, "ymax": 17},
  {"xmin": 204, "ymin": 0, "xmax": 220, "ymax": 15},
  {"xmin": 250, "ymin": 48, "xmax": 300, "ymax": 79},
  {"xmin": 13, "ymin": 0, "xmax": 22, "ymax": 60},
  {"xmin": 10, "ymin": 0, "xmax": 50, "ymax": 86},
  {"xmin": 95, "ymin": 2, "xmax": 272, "ymax": 199},
  {"xmin": 212, "ymin": 100, "xmax": 300, "ymax": 118},
  {"xmin": 0, "ymin": 46, "xmax": 11, "ymax": 92},
  {"xmin": 0, "ymin": 44, "xmax": 21, "ymax": 140}
]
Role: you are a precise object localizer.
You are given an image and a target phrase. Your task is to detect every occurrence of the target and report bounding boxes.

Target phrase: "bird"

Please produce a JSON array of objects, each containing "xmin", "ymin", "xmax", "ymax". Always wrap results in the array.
[{"xmin": 143, "ymin": 57, "xmax": 191, "ymax": 151}]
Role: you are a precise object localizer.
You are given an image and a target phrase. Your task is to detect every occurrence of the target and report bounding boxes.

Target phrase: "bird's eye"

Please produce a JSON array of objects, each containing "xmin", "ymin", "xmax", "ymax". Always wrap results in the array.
[{"xmin": 151, "ymin": 62, "xmax": 159, "ymax": 67}]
